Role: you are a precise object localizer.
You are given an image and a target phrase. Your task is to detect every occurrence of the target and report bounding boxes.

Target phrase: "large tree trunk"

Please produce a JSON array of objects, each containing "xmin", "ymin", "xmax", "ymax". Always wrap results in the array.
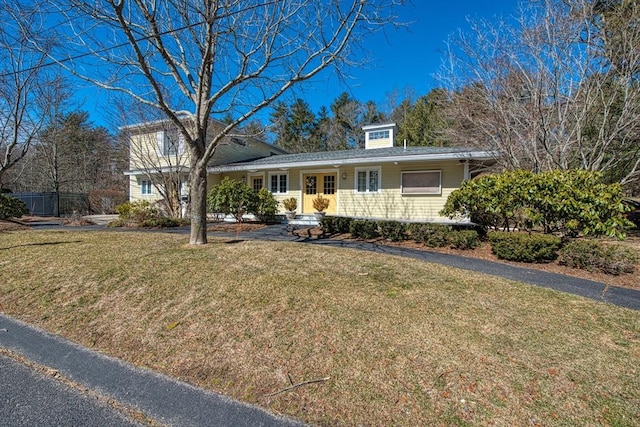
[{"xmin": 189, "ymin": 157, "xmax": 208, "ymax": 245}]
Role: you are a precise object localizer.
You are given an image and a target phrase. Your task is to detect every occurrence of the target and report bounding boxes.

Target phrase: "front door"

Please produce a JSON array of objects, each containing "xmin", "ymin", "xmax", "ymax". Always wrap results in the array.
[{"xmin": 302, "ymin": 173, "xmax": 337, "ymax": 214}]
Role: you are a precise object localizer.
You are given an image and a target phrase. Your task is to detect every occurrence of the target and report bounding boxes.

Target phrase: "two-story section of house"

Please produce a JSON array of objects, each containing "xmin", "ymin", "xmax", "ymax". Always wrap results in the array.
[
  {"xmin": 124, "ymin": 119, "xmax": 497, "ymax": 222},
  {"xmin": 122, "ymin": 116, "xmax": 285, "ymax": 211}
]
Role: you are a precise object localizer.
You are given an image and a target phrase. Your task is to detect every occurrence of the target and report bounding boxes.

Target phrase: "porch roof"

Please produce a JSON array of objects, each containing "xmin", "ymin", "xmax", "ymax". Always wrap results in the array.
[{"xmin": 207, "ymin": 146, "xmax": 497, "ymax": 173}]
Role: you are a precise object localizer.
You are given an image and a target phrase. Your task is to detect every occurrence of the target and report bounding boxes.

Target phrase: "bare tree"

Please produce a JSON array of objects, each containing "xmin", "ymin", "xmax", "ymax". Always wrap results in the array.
[
  {"xmin": 438, "ymin": 0, "xmax": 640, "ymax": 189},
  {"xmin": 43, "ymin": 0, "xmax": 402, "ymax": 244},
  {"xmin": 117, "ymin": 103, "xmax": 190, "ymax": 219},
  {"xmin": 0, "ymin": 0, "xmax": 56, "ymax": 188}
]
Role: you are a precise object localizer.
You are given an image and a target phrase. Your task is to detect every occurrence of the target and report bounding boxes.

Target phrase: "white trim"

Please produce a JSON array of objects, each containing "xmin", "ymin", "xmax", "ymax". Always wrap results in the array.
[
  {"xmin": 368, "ymin": 130, "xmax": 390, "ymax": 140},
  {"xmin": 208, "ymin": 151, "xmax": 497, "ymax": 173},
  {"xmin": 400, "ymin": 170, "xmax": 442, "ymax": 195},
  {"xmin": 361, "ymin": 122, "xmax": 396, "ymax": 131},
  {"xmin": 140, "ymin": 179, "xmax": 153, "ymax": 195},
  {"xmin": 268, "ymin": 171, "xmax": 289, "ymax": 194},
  {"xmin": 124, "ymin": 166, "xmax": 190, "ymax": 176},
  {"xmin": 354, "ymin": 166, "xmax": 382, "ymax": 194},
  {"xmin": 156, "ymin": 131, "xmax": 164, "ymax": 157}
]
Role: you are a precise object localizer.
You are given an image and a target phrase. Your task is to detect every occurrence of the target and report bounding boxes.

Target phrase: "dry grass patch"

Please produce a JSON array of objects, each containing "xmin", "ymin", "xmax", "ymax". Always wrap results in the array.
[{"xmin": 1, "ymin": 229, "xmax": 639, "ymax": 426}]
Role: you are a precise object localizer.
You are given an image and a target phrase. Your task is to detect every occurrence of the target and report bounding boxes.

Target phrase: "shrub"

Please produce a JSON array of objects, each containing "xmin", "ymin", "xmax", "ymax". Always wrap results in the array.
[
  {"xmin": 448, "ymin": 230, "xmax": 481, "ymax": 250},
  {"xmin": 207, "ymin": 177, "xmax": 258, "ymax": 222},
  {"xmin": 378, "ymin": 221, "xmax": 407, "ymax": 242},
  {"xmin": 488, "ymin": 232, "xmax": 561, "ymax": 263},
  {"xmin": 0, "ymin": 194, "xmax": 29, "ymax": 219},
  {"xmin": 115, "ymin": 200, "xmax": 160, "ymax": 223},
  {"xmin": 112, "ymin": 200, "xmax": 164, "ymax": 227},
  {"xmin": 282, "ymin": 197, "xmax": 297, "ymax": 212},
  {"xmin": 256, "ymin": 188, "xmax": 278, "ymax": 222},
  {"xmin": 441, "ymin": 169, "xmax": 633, "ymax": 238},
  {"xmin": 558, "ymin": 240, "xmax": 638, "ymax": 275},
  {"xmin": 312, "ymin": 195, "xmax": 330, "ymax": 212},
  {"xmin": 349, "ymin": 220, "xmax": 379, "ymax": 239},
  {"xmin": 321, "ymin": 216, "xmax": 352, "ymax": 234},
  {"xmin": 140, "ymin": 217, "xmax": 190, "ymax": 228},
  {"xmin": 106, "ymin": 218, "xmax": 126, "ymax": 228},
  {"xmin": 407, "ymin": 223, "xmax": 451, "ymax": 247}
]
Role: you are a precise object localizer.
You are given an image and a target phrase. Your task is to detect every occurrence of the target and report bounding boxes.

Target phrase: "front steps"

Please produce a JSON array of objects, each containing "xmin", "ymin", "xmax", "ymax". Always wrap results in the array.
[{"xmin": 281, "ymin": 214, "xmax": 321, "ymax": 226}]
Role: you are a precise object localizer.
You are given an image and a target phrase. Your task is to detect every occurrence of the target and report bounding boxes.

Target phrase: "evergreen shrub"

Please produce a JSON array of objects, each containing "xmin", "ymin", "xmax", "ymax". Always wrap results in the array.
[
  {"xmin": 558, "ymin": 240, "xmax": 638, "ymax": 275},
  {"xmin": 256, "ymin": 188, "xmax": 279, "ymax": 222},
  {"xmin": 207, "ymin": 177, "xmax": 257, "ymax": 222},
  {"xmin": 349, "ymin": 220, "xmax": 379, "ymax": 239},
  {"xmin": 488, "ymin": 232, "xmax": 561, "ymax": 263},
  {"xmin": 407, "ymin": 223, "xmax": 451, "ymax": 247},
  {"xmin": 448, "ymin": 230, "xmax": 481, "ymax": 250},
  {"xmin": 321, "ymin": 216, "xmax": 353, "ymax": 235},
  {"xmin": 0, "ymin": 194, "xmax": 29, "ymax": 219},
  {"xmin": 378, "ymin": 220, "xmax": 407, "ymax": 241}
]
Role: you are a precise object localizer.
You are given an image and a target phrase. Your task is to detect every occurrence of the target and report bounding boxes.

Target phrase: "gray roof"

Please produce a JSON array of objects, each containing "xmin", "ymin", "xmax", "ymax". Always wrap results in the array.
[{"xmin": 208, "ymin": 146, "xmax": 497, "ymax": 172}]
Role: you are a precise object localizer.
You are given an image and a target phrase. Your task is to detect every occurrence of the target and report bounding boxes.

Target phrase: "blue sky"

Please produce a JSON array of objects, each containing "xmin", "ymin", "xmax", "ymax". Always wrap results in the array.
[
  {"xmin": 290, "ymin": 1, "xmax": 521, "ymax": 115},
  {"xmin": 84, "ymin": 1, "xmax": 521, "ymax": 131}
]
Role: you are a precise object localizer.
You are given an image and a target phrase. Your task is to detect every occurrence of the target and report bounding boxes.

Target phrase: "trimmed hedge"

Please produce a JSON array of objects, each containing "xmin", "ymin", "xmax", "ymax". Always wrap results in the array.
[
  {"xmin": 407, "ymin": 223, "xmax": 451, "ymax": 247},
  {"xmin": 320, "ymin": 216, "xmax": 353, "ymax": 235},
  {"xmin": 318, "ymin": 216, "xmax": 638, "ymax": 275},
  {"xmin": 349, "ymin": 220, "xmax": 380, "ymax": 239},
  {"xmin": 378, "ymin": 221, "xmax": 407, "ymax": 242},
  {"xmin": 488, "ymin": 232, "xmax": 561, "ymax": 263},
  {"xmin": 558, "ymin": 240, "xmax": 638, "ymax": 275},
  {"xmin": 320, "ymin": 216, "xmax": 482, "ymax": 250},
  {"xmin": 448, "ymin": 230, "xmax": 481, "ymax": 250}
]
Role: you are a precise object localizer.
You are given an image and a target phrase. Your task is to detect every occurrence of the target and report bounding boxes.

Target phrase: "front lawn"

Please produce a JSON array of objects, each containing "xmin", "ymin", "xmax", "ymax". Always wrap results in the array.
[{"xmin": 1, "ymin": 230, "xmax": 639, "ymax": 426}]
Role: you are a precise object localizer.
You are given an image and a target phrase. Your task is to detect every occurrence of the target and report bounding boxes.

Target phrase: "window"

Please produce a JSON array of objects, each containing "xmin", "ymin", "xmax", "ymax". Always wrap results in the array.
[
  {"xmin": 158, "ymin": 130, "xmax": 179, "ymax": 156},
  {"xmin": 368, "ymin": 130, "xmax": 389, "ymax": 140},
  {"xmin": 251, "ymin": 176, "xmax": 263, "ymax": 192},
  {"xmin": 323, "ymin": 175, "xmax": 336, "ymax": 195},
  {"xmin": 401, "ymin": 171, "xmax": 441, "ymax": 195},
  {"xmin": 305, "ymin": 175, "xmax": 317, "ymax": 195},
  {"xmin": 269, "ymin": 173, "xmax": 288, "ymax": 194},
  {"xmin": 141, "ymin": 180, "xmax": 153, "ymax": 195},
  {"xmin": 355, "ymin": 168, "xmax": 380, "ymax": 193}
]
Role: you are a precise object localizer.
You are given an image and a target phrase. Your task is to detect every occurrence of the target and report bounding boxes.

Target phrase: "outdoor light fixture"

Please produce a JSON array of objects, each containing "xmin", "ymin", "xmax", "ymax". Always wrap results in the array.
[{"xmin": 341, "ymin": 172, "xmax": 347, "ymax": 180}]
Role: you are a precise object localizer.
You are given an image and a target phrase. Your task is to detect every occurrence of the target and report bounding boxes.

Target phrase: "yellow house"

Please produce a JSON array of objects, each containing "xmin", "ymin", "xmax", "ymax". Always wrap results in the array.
[
  {"xmin": 123, "ymin": 116, "xmax": 285, "ymax": 213},
  {"xmin": 125, "ymin": 120, "xmax": 496, "ymax": 222}
]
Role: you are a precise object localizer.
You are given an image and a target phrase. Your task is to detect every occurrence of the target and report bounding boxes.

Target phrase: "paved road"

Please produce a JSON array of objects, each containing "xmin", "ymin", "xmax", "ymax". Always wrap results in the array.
[
  {"xmin": 0, "ymin": 315, "xmax": 303, "ymax": 427},
  {"xmin": 0, "ymin": 354, "xmax": 142, "ymax": 426}
]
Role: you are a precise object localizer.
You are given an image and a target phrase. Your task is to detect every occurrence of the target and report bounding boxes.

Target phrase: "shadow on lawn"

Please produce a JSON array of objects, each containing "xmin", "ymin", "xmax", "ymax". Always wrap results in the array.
[{"xmin": 0, "ymin": 240, "xmax": 83, "ymax": 251}]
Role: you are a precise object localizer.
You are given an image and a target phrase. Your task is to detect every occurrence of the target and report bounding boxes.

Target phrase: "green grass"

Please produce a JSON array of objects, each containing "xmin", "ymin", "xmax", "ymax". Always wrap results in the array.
[{"xmin": 1, "ymin": 229, "xmax": 639, "ymax": 426}]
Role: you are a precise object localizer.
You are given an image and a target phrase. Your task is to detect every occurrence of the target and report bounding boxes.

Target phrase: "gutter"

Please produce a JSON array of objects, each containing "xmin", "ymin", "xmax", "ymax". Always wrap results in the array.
[{"xmin": 207, "ymin": 151, "xmax": 498, "ymax": 173}]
